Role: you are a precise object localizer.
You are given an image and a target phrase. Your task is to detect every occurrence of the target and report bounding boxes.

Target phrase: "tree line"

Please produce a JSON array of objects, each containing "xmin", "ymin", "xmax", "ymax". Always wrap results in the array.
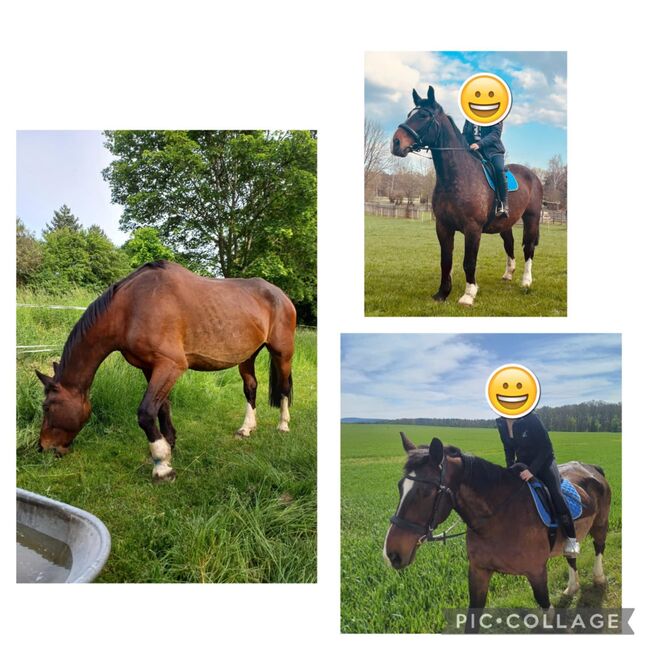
[
  {"xmin": 16, "ymin": 130, "xmax": 317, "ymax": 324},
  {"xmin": 364, "ymin": 118, "xmax": 567, "ymax": 210},
  {"xmin": 343, "ymin": 400, "xmax": 622, "ymax": 432}
]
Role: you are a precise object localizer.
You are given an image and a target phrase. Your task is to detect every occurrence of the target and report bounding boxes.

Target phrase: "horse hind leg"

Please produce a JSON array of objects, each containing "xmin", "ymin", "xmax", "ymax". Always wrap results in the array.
[
  {"xmin": 268, "ymin": 347, "xmax": 293, "ymax": 433},
  {"xmin": 236, "ymin": 352, "xmax": 260, "ymax": 438},
  {"xmin": 563, "ymin": 556, "xmax": 580, "ymax": 596},
  {"xmin": 521, "ymin": 210, "xmax": 540, "ymax": 289},
  {"xmin": 591, "ymin": 524, "xmax": 608, "ymax": 586},
  {"xmin": 500, "ymin": 229, "xmax": 516, "ymax": 281}
]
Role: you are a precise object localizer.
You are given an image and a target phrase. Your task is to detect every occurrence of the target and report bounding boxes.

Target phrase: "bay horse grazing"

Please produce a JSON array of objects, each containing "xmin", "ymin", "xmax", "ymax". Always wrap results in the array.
[
  {"xmin": 384, "ymin": 434, "xmax": 611, "ymax": 632},
  {"xmin": 392, "ymin": 86, "xmax": 543, "ymax": 307},
  {"xmin": 36, "ymin": 261, "xmax": 296, "ymax": 482}
]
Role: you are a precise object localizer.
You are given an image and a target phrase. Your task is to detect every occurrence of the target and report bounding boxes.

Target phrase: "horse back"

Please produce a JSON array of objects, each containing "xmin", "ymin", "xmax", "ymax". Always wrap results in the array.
[{"xmin": 558, "ymin": 461, "xmax": 611, "ymax": 520}]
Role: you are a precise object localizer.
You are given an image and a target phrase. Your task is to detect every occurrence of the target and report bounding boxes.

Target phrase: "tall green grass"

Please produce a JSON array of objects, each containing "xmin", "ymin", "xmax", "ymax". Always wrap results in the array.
[
  {"xmin": 341, "ymin": 424, "xmax": 621, "ymax": 633},
  {"xmin": 365, "ymin": 215, "xmax": 567, "ymax": 317},
  {"xmin": 16, "ymin": 289, "xmax": 317, "ymax": 583}
]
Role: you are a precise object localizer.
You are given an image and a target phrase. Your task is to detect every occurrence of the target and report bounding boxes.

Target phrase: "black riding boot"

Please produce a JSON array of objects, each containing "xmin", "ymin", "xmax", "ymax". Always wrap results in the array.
[{"xmin": 495, "ymin": 172, "xmax": 509, "ymax": 218}]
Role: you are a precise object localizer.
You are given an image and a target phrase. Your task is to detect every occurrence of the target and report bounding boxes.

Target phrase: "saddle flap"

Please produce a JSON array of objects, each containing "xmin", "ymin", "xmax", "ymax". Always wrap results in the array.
[
  {"xmin": 481, "ymin": 161, "xmax": 519, "ymax": 192},
  {"xmin": 528, "ymin": 478, "xmax": 583, "ymax": 528}
]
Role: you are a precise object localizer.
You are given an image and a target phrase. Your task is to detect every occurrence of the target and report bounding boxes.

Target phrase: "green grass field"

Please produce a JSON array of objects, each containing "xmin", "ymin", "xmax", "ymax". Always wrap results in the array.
[
  {"xmin": 341, "ymin": 424, "xmax": 621, "ymax": 633},
  {"xmin": 16, "ymin": 288, "xmax": 317, "ymax": 583},
  {"xmin": 365, "ymin": 215, "xmax": 567, "ymax": 317}
]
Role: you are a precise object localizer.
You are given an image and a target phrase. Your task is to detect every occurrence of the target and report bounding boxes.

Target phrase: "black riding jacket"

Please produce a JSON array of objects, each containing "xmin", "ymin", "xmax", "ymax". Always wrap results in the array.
[
  {"xmin": 462, "ymin": 120, "xmax": 506, "ymax": 158},
  {"xmin": 496, "ymin": 413, "xmax": 554, "ymax": 475}
]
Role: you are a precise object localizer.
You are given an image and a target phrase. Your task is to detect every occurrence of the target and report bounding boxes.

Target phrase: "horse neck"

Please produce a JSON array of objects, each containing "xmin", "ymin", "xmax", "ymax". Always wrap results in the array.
[
  {"xmin": 454, "ymin": 464, "xmax": 519, "ymax": 527},
  {"xmin": 430, "ymin": 116, "xmax": 477, "ymax": 185},
  {"xmin": 57, "ymin": 311, "xmax": 118, "ymax": 395}
]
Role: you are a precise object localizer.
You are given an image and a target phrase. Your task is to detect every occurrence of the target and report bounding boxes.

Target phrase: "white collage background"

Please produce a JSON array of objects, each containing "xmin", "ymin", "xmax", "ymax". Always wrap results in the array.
[{"xmin": 2, "ymin": 0, "xmax": 648, "ymax": 647}]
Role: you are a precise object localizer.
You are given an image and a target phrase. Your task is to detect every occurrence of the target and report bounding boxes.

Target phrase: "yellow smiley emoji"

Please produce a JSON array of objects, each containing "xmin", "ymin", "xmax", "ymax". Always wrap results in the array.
[
  {"xmin": 458, "ymin": 73, "xmax": 512, "ymax": 126},
  {"xmin": 485, "ymin": 364, "xmax": 540, "ymax": 418}
]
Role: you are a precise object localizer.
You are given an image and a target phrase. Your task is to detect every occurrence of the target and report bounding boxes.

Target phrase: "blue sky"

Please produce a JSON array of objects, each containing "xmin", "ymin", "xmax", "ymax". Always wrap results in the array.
[
  {"xmin": 16, "ymin": 131, "xmax": 125, "ymax": 244},
  {"xmin": 365, "ymin": 51, "xmax": 567, "ymax": 169},
  {"xmin": 341, "ymin": 334, "xmax": 620, "ymax": 420}
]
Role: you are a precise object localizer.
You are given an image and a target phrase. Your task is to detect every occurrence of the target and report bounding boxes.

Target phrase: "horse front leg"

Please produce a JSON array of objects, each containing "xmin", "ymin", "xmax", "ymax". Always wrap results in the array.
[
  {"xmin": 465, "ymin": 564, "xmax": 493, "ymax": 633},
  {"xmin": 458, "ymin": 227, "xmax": 482, "ymax": 306},
  {"xmin": 138, "ymin": 361, "xmax": 185, "ymax": 483},
  {"xmin": 433, "ymin": 219, "xmax": 454, "ymax": 301},
  {"xmin": 527, "ymin": 566, "xmax": 552, "ymax": 609},
  {"xmin": 143, "ymin": 369, "xmax": 177, "ymax": 449}
]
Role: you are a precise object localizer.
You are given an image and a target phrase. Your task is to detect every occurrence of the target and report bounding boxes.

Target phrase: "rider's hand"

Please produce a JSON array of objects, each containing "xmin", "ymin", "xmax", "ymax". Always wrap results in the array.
[
  {"xmin": 470, "ymin": 143, "xmax": 480, "ymax": 151},
  {"xmin": 520, "ymin": 469, "xmax": 534, "ymax": 482}
]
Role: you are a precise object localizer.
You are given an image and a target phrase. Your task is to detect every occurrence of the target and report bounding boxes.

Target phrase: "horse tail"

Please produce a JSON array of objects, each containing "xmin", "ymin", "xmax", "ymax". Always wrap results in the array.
[
  {"xmin": 592, "ymin": 464, "xmax": 606, "ymax": 477},
  {"xmin": 268, "ymin": 354, "xmax": 293, "ymax": 408}
]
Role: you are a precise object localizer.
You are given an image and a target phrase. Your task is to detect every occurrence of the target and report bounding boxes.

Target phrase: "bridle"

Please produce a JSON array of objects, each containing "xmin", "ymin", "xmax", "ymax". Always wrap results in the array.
[
  {"xmin": 390, "ymin": 455, "xmax": 462, "ymax": 544},
  {"xmin": 397, "ymin": 105, "xmax": 469, "ymax": 155},
  {"xmin": 389, "ymin": 453, "xmax": 529, "ymax": 545}
]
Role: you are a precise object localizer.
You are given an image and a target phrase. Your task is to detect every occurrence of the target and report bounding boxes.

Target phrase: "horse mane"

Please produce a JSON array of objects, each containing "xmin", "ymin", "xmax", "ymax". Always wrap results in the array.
[
  {"xmin": 57, "ymin": 261, "xmax": 169, "ymax": 379},
  {"xmin": 403, "ymin": 443, "xmax": 517, "ymax": 491},
  {"xmin": 444, "ymin": 114, "xmax": 469, "ymax": 149}
]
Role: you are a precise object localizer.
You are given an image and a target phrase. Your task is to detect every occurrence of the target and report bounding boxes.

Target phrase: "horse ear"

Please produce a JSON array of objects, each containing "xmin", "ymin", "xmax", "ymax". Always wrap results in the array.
[
  {"xmin": 412, "ymin": 88, "xmax": 422, "ymax": 106},
  {"xmin": 429, "ymin": 438, "xmax": 444, "ymax": 465},
  {"xmin": 427, "ymin": 85, "xmax": 436, "ymax": 103},
  {"xmin": 35, "ymin": 369, "xmax": 54, "ymax": 388},
  {"xmin": 400, "ymin": 431, "xmax": 416, "ymax": 453},
  {"xmin": 52, "ymin": 361, "xmax": 60, "ymax": 375}
]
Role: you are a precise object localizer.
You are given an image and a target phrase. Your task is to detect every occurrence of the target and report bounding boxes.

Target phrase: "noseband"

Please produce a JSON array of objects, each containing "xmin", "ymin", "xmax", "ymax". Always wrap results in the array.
[
  {"xmin": 397, "ymin": 106, "xmax": 438, "ymax": 152},
  {"xmin": 390, "ymin": 455, "xmax": 457, "ymax": 543}
]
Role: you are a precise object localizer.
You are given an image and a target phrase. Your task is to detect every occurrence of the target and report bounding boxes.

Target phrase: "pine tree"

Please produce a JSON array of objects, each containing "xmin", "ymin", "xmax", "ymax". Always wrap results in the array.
[{"xmin": 44, "ymin": 204, "xmax": 81, "ymax": 233}]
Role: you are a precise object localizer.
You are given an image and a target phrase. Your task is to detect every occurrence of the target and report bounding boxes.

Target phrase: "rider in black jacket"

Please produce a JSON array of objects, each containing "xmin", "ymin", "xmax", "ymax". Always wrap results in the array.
[
  {"xmin": 496, "ymin": 412, "xmax": 579, "ymax": 557},
  {"xmin": 462, "ymin": 120, "xmax": 509, "ymax": 218}
]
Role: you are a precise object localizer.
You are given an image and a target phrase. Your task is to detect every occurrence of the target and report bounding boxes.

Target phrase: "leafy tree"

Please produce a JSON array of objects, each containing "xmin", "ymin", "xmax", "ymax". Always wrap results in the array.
[
  {"xmin": 85, "ymin": 225, "xmax": 131, "ymax": 286},
  {"xmin": 103, "ymin": 130, "xmax": 317, "ymax": 323},
  {"xmin": 123, "ymin": 227, "xmax": 175, "ymax": 267},
  {"xmin": 16, "ymin": 218, "xmax": 43, "ymax": 285},
  {"xmin": 36, "ymin": 227, "xmax": 91, "ymax": 289},
  {"xmin": 44, "ymin": 204, "xmax": 81, "ymax": 233}
]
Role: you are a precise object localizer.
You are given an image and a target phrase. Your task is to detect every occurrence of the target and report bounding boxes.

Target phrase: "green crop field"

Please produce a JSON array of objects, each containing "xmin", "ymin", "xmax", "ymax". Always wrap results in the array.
[
  {"xmin": 341, "ymin": 424, "xmax": 621, "ymax": 633},
  {"xmin": 365, "ymin": 214, "xmax": 567, "ymax": 317},
  {"xmin": 16, "ymin": 288, "xmax": 316, "ymax": 583}
]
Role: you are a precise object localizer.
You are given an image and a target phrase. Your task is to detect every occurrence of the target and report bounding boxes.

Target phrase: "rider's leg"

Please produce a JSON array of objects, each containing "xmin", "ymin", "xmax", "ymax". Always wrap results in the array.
[
  {"xmin": 537, "ymin": 461, "xmax": 579, "ymax": 556},
  {"xmin": 490, "ymin": 154, "xmax": 509, "ymax": 216}
]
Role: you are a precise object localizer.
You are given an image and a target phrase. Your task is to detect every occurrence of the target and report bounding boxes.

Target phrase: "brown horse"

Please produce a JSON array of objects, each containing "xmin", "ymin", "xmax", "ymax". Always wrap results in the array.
[
  {"xmin": 36, "ymin": 261, "xmax": 296, "ymax": 482},
  {"xmin": 391, "ymin": 86, "xmax": 543, "ymax": 307},
  {"xmin": 384, "ymin": 434, "xmax": 611, "ymax": 632}
]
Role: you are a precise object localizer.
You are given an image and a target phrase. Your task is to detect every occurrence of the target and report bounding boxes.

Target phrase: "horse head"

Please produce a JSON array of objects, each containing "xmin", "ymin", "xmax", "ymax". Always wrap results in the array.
[
  {"xmin": 391, "ymin": 85, "xmax": 443, "ymax": 157},
  {"xmin": 36, "ymin": 362, "xmax": 91, "ymax": 455},
  {"xmin": 383, "ymin": 432, "xmax": 462, "ymax": 570}
]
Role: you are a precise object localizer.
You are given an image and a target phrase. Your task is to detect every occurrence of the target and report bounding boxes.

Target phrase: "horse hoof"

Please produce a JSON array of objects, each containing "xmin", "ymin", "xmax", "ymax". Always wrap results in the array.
[
  {"xmin": 521, "ymin": 279, "xmax": 532, "ymax": 289},
  {"xmin": 153, "ymin": 468, "xmax": 176, "ymax": 484},
  {"xmin": 562, "ymin": 585, "xmax": 579, "ymax": 596},
  {"xmin": 593, "ymin": 574, "xmax": 606, "ymax": 586},
  {"xmin": 277, "ymin": 423, "xmax": 290, "ymax": 433},
  {"xmin": 432, "ymin": 292, "xmax": 448, "ymax": 302},
  {"xmin": 235, "ymin": 428, "xmax": 252, "ymax": 438},
  {"xmin": 458, "ymin": 295, "xmax": 474, "ymax": 307},
  {"xmin": 502, "ymin": 273, "xmax": 513, "ymax": 281}
]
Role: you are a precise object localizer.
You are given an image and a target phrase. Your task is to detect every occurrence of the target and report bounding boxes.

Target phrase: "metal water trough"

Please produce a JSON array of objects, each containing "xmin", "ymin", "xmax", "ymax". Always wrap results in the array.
[{"xmin": 17, "ymin": 488, "xmax": 111, "ymax": 583}]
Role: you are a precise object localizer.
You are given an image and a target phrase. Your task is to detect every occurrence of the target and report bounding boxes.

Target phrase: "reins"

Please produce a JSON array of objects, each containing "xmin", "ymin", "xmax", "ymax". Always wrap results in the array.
[{"xmin": 390, "ymin": 453, "xmax": 530, "ymax": 546}]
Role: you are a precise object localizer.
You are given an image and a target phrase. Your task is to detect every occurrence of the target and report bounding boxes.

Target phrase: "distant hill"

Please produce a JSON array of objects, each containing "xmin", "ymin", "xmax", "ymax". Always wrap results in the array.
[{"xmin": 341, "ymin": 401, "xmax": 621, "ymax": 433}]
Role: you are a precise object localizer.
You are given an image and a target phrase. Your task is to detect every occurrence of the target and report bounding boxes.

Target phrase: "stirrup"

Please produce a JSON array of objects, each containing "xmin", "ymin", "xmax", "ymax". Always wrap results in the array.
[
  {"xmin": 563, "ymin": 537, "xmax": 580, "ymax": 558},
  {"xmin": 496, "ymin": 201, "xmax": 509, "ymax": 217}
]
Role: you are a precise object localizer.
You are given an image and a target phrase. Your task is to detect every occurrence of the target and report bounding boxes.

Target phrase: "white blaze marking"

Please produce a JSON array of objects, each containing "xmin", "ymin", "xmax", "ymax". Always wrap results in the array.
[
  {"xmin": 277, "ymin": 396, "xmax": 290, "ymax": 432},
  {"xmin": 150, "ymin": 438, "xmax": 174, "ymax": 479},
  {"xmin": 522, "ymin": 259, "xmax": 533, "ymax": 288},
  {"xmin": 458, "ymin": 283, "xmax": 478, "ymax": 306},
  {"xmin": 383, "ymin": 473, "xmax": 415, "ymax": 565},
  {"xmin": 238, "ymin": 403, "xmax": 257, "ymax": 437}
]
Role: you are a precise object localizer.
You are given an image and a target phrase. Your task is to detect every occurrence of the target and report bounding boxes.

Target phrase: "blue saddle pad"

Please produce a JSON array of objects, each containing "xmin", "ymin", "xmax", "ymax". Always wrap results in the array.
[
  {"xmin": 482, "ymin": 161, "xmax": 519, "ymax": 192},
  {"xmin": 528, "ymin": 479, "xmax": 582, "ymax": 528}
]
